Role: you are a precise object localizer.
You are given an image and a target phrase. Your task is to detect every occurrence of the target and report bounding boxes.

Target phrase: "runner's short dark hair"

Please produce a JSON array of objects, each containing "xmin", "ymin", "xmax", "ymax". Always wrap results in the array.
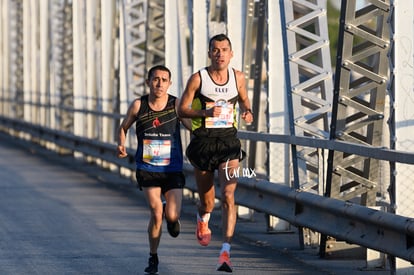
[
  {"xmin": 209, "ymin": 34, "xmax": 232, "ymax": 51},
  {"xmin": 147, "ymin": 65, "xmax": 171, "ymax": 80}
]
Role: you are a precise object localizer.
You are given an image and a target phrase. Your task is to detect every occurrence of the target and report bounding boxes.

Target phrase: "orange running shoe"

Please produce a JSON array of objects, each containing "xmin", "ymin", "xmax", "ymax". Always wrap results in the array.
[
  {"xmin": 196, "ymin": 218, "xmax": 211, "ymax": 246},
  {"xmin": 217, "ymin": 251, "xmax": 233, "ymax": 272}
]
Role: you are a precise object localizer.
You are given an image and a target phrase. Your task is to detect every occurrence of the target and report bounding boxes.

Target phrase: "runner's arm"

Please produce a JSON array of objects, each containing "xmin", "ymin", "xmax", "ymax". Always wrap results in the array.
[
  {"xmin": 177, "ymin": 73, "xmax": 207, "ymax": 118},
  {"xmin": 235, "ymin": 71, "xmax": 253, "ymax": 124},
  {"xmin": 175, "ymin": 98, "xmax": 192, "ymax": 131},
  {"xmin": 117, "ymin": 99, "xmax": 140, "ymax": 158}
]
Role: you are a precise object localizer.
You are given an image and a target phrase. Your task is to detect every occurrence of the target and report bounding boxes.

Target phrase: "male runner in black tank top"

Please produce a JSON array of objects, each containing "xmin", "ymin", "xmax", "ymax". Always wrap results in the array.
[{"xmin": 117, "ymin": 65, "xmax": 191, "ymax": 274}]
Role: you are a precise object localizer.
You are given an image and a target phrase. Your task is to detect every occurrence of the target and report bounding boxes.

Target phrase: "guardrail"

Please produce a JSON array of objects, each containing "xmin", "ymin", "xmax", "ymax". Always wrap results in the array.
[{"xmin": 1, "ymin": 115, "xmax": 414, "ymax": 264}]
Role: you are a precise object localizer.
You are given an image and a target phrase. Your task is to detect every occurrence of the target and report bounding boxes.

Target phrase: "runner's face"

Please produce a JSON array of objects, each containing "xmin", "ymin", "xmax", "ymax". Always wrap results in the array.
[
  {"xmin": 148, "ymin": 70, "xmax": 171, "ymax": 97},
  {"xmin": 208, "ymin": 40, "xmax": 233, "ymax": 70}
]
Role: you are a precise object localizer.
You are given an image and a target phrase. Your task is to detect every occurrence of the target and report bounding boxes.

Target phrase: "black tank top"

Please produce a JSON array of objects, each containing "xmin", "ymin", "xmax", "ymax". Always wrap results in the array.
[{"xmin": 134, "ymin": 94, "xmax": 183, "ymax": 172}]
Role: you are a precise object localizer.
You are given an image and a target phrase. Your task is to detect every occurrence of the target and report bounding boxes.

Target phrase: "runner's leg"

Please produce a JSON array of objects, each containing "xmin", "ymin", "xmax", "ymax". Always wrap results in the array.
[{"xmin": 143, "ymin": 186, "xmax": 164, "ymax": 253}]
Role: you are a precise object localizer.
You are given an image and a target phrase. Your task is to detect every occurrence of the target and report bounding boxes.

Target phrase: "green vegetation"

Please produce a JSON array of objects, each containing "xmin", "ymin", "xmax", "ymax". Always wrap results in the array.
[{"xmin": 327, "ymin": 0, "xmax": 341, "ymax": 67}]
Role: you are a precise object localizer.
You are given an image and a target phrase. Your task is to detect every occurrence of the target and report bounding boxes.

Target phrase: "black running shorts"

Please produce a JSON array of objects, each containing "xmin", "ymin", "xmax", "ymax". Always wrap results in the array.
[
  {"xmin": 186, "ymin": 136, "xmax": 245, "ymax": 171},
  {"xmin": 135, "ymin": 170, "xmax": 185, "ymax": 193}
]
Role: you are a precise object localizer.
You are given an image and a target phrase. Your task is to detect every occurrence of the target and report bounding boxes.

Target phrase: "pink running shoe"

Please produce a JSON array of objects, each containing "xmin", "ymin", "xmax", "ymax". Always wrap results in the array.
[
  {"xmin": 196, "ymin": 218, "xmax": 211, "ymax": 246},
  {"xmin": 217, "ymin": 251, "xmax": 233, "ymax": 272}
]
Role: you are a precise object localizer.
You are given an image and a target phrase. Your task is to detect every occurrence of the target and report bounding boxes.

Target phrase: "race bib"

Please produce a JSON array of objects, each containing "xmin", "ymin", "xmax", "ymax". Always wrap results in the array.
[
  {"xmin": 205, "ymin": 101, "xmax": 234, "ymax": 128},
  {"xmin": 142, "ymin": 139, "xmax": 171, "ymax": 166}
]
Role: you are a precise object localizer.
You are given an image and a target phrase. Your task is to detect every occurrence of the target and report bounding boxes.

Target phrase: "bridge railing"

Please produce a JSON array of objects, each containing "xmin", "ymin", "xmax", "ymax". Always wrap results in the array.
[{"xmin": 1, "ymin": 113, "xmax": 414, "ymax": 264}]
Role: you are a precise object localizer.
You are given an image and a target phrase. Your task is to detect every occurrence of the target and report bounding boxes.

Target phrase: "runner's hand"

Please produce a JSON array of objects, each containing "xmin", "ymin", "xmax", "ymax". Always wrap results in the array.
[
  {"xmin": 242, "ymin": 109, "xmax": 253, "ymax": 124},
  {"xmin": 117, "ymin": 145, "xmax": 127, "ymax": 158}
]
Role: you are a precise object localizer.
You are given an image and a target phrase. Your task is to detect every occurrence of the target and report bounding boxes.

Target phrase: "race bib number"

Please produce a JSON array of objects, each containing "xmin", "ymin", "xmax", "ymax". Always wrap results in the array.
[
  {"xmin": 205, "ymin": 101, "xmax": 234, "ymax": 128},
  {"xmin": 142, "ymin": 139, "xmax": 171, "ymax": 166}
]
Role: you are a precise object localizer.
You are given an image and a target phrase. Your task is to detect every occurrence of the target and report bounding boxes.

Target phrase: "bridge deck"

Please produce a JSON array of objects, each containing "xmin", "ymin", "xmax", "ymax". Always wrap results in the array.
[{"xmin": 0, "ymin": 133, "xmax": 388, "ymax": 274}]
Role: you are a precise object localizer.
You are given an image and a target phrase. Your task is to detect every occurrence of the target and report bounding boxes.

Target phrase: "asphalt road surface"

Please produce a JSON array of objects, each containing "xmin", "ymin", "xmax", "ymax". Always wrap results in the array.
[{"xmin": 0, "ymin": 134, "xmax": 338, "ymax": 275}]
